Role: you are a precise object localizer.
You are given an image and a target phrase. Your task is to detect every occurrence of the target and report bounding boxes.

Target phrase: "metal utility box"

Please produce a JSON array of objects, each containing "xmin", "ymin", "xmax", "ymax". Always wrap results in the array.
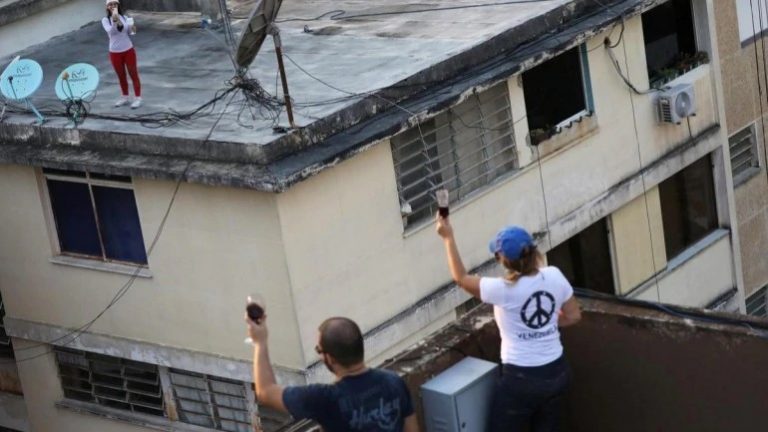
[{"xmin": 420, "ymin": 356, "xmax": 498, "ymax": 432}]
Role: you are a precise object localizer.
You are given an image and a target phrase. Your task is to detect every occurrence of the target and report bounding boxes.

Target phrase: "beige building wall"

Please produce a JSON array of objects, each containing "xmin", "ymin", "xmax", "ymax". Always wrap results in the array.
[
  {"xmin": 0, "ymin": 164, "xmax": 304, "ymax": 368},
  {"xmin": 630, "ymin": 232, "xmax": 734, "ymax": 306},
  {"xmin": 276, "ymin": 16, "xmax": 728, "ymax": 361},
  {"xmin": 611, "ymin": 188, "xmax": 667, "ymax": 294},
  {"xmin": 714, "ymin": 0, "xmax": 768, "ymax": 297},
  {"xmin": 0, "ymin": 0, "xmax": 103, "ymax": 58}
]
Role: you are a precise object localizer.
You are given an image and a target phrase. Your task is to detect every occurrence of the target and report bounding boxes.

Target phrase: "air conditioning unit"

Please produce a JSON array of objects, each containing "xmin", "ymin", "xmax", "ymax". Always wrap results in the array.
[
  {"xmin": 421, "ymin": 357, "xmax": 498, "ymax": 432},
  {"xmin": 657, "ymin": 83, "xmax": 696, "ymax": 124}
]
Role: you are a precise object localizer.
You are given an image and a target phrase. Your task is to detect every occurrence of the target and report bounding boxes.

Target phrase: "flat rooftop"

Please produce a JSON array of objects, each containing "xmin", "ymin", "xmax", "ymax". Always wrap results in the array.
[{"xmin": 0, "ymin": 0, "xmax": 643, "ymax": 190}]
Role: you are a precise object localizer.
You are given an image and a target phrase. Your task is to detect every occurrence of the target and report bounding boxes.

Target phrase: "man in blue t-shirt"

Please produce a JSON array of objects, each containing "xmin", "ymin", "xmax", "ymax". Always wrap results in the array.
[{"xmin": 245, "ymin": 314, "xmax": 419, "ymax": 432}]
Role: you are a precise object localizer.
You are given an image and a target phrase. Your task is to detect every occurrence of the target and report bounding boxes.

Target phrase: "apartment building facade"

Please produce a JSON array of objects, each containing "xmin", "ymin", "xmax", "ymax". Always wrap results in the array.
[
  {"xmin": 0, "ymin": 0, "xmax": 747, "ymax": 430},
  {"xmin": 713, "ymin": 0, "xmax": 768, "ymax": 317}
]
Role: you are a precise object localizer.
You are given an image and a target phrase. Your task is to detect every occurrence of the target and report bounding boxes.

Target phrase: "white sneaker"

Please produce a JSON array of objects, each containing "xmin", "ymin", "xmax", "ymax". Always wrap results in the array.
[
  {"xmin": 130, "ymin": 97, "xmax": 142, "ymax": 109},
  {"xmin": 114, "ymin": 96, "xmax": 130, "ymax": 107}
]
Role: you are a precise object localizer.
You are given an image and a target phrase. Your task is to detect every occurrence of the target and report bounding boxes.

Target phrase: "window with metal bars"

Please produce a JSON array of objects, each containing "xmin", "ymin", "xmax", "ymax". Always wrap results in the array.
[
  {"xmin": 55, "ymin": 347, "xmax": 165, "ymax": 417},
  {"xmin": 391, "ymin": 81, "xmax": 517, "ymax": 226},
  {"xmin": 170, "ymin": 369, "xmax": 253, "ymax": 432},
  {"xmin": 746, "ymin": 286, "xmax": 767, "ymax": 318},
  {"xmin": 42, "ymin": 168, "xmax": 148, "ymax": 265},
  {"xmin": 729, "ymin": 124, "xmax": 759, "ymax": 182},
  {"xmin": 0, "ymin": 292, "xmax": 13, "ymax": 358}
]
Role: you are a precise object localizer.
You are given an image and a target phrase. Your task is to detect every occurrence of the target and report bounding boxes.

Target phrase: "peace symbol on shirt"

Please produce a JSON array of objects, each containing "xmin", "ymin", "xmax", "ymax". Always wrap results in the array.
[{"xmin": 520, "ymin": 291, "xmax": 556, "ymax": 329}]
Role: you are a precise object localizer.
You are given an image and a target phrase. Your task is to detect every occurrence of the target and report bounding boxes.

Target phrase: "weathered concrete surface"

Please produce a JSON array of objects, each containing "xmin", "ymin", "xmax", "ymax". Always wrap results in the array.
[
  {"xmin": 0, "ymin": 0, "xmax": 667, "ymax": 191},
  {"xmin": 380, "ymin": 297, "xmax": 768, "ymax": 431},
  {"xmin": 0, "ymin": 0, "xmax": 71, "ymax": 27}
]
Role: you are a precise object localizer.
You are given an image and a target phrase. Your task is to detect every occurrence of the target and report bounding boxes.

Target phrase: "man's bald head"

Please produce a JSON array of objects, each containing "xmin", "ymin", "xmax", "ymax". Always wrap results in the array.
[{"xmin": 318, "ymin": 317, "xmax": 364, "ymax": 367}]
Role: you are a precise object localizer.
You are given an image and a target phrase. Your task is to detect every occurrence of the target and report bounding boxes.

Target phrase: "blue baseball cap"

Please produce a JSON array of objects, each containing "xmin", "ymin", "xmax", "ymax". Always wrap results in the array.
[{"xmin": 489, "ymin": 226, "xmax": 534, "ymax": 260}]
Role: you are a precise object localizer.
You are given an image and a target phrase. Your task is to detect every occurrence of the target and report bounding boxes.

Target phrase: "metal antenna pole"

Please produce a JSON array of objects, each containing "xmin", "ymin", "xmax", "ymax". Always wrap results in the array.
[
  {"xmin": 217, "ymin": 0, "xmax": 236, "ymax": 49},
  {"xmin": 270, "ymin": 26, "xmax": 295, "ymax": 128}
]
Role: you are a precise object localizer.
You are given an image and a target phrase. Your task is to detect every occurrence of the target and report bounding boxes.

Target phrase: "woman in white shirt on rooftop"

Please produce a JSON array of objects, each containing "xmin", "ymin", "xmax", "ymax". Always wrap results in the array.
[
  {"xmin": 102, "ymin": 0, "xmax": 142, "ymax": 108},
  {"xmin": 436, "ymin": 215, "xmax": 581, "ymax": 432}
]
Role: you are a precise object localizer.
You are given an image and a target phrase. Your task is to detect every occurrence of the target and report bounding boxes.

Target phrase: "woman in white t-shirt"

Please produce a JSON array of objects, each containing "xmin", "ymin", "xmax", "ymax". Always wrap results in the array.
[
  {"xmin": 436, "ymin": 215, "xmax": 581, "ymax": 432},
  {"xmin": 102, "ymin": 0, "xmax": 142, "ymax": 108}
]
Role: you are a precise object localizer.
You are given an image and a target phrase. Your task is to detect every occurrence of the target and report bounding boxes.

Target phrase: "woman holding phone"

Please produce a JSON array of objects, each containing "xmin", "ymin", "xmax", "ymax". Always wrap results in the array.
[
  {"xmin": 436, "ymin": 212, "xmax": 581, "ymax": 432},
  {"xmin": 102, "ymin": 0, "xmax": 141, "ymax": 108}
]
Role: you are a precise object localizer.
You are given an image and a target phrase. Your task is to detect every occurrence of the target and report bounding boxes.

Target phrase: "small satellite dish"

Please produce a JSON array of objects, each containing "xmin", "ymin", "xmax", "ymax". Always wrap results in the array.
[
  {"xmin": 0, "ymin": 56, "xmax": 20, "ymax": 122},
  {"xmin": 0, "ymin": 58, "xmax": 45, "ymax": 124},
  {"xmin": 235, "ymin": 0, "xmax": 283, "ymax": 71},
  {"xmin": 235, "ymin": 0, "xmax": 295, "ymax": 128},
  {"xmin": 55, "ymin": 63, "xmax": 100, "ymax": 101}
]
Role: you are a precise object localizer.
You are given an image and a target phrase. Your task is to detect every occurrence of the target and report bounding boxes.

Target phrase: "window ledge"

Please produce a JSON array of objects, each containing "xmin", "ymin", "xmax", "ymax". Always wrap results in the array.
[
  {"xmin": 626, "ymin": 229, "xmax": 730, "ymax": 299},
  {"xmin": 733, "ymin": 166, "xmax": 762, "ymax": 188},
  {"xmin": 530, "ymin": 111, "xmax": 599, "ymax": 159},
  {"xmin": 665, "ymin": 228, "xmax": 730, "ymax": 271},
  {"xmin": 56, "ymin": 400, "xmax": 219, "ymax": 432},
  {"xmin": 50, "ymin": 255, "xmax": 152, "ymax": 278}
]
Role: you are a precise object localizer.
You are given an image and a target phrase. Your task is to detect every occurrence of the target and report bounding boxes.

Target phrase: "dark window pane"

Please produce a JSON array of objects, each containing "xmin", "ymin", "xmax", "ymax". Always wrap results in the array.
[
  {"xmin": 92, "ymin": 186, "xmax": 148, "ymax": 264},
  {"xmin": 547, "ymin": 219, "xmax": 615, "ymax": 294},
  {"xmin": 642, "ymin": 0, "xmax": 697, "ymax": 82},
  {"xmin": 47, "ymin": 180, "xmax": 102, "ymax": 257},
  {"xmin": 659, "ymin": 156, "xmax": 718, "ymax": 258},
  {"xmin": 523, "ymin": 47, "xmax": 586, "ymax": 134}
]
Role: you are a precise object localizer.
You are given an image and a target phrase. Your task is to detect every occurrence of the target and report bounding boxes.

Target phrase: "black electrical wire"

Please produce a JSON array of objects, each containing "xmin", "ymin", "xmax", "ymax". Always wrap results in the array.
[
  {"xmin": 1, "ymin": 91, "xmax": 241, "ymax": 365},
  {"xmin": 748, "ymin": 0, "xmax": 768, "ymax": 171},
  {"xmin": 574, "ymin": 287, "xmax": 768, "ymax": 336},
  {"xmin": 759, "ymin": 0, "xmax": 768, "ymax": 187}
]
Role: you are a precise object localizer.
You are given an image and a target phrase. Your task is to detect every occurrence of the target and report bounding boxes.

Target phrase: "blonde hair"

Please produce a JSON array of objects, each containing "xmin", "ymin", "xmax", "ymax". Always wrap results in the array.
[{"xmin": 499, "ymin": 246, "xmax": 543, "ymax": 283}]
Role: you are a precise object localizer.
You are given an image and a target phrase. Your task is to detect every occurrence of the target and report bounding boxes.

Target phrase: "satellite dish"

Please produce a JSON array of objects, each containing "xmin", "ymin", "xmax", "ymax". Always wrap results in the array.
[
  {"xmin": 0, "ymin": 58, "xmax": 45, "ymax": 124},
  {"xmin": 235, "ymin": 0, "xmax": 284, "ymax": 71},
  {"xmin": 55, "ymin": 63, "xmax": 100, "ymax": 101},
  {"xmin": 235, "ymin": 0, "xmax": 295, "ymax": 128},
  {"xmin": 55, "ymin": 63, "xmax": 100, "ymax": 126},
  {"xmin": 0, "ymin": 56, "xmax": 19, "ymax": 122}
]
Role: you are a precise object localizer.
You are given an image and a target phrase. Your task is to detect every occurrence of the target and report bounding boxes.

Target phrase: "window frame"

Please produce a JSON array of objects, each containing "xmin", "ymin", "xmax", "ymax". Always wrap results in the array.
[
  {"xmin": 522, "ymin": 44, "xmax": 594, "ymax": 145},
  {"xmin": 658, "ymin": 155, "xmax": 720, "ymax": 260},
  {"xmin": 546, "ymin": 218, "xmax": 617, "ymax": 295},
  {"xmin": 746, "ymin": 286, "xmax": 768, "ymax": 317},
  {"xmin": 54, "ymin": 347, "xmax": 288, "ymax": 432},
  {"xmin": 390, "ymin": 80, "xmax": 518, "ymax": 229},
  {"xmin": 40, "ymin": 168, "xmax": 149, "ymax": 268},
  {"xmin": 736, "ymin": 0, "xmax": 768, "ymax": 46},
  {"xmin": 641, "ymin": 0, "xmax": 702, "ymax": 86}
]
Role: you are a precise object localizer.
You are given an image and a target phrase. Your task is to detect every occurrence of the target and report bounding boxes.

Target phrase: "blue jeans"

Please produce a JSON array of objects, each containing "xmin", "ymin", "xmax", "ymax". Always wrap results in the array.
[{"xmin": 489, "ymin": 356, "xmax": 570, "ymax": 432}]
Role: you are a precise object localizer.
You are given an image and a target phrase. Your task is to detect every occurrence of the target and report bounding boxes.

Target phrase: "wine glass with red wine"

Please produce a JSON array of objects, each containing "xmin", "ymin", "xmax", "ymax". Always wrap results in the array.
[{"xmin": 244, "ymin": 293, "xmax": 266, "ymax": 345}]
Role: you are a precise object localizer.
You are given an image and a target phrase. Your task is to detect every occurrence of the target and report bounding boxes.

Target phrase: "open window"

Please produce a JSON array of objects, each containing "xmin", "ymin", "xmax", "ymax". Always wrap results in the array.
[
  {"xmin": 642, "ymin": 0, "xmax": 705, "ymax": 85},
  {"xmin": 658, "ymin": 155, "xmax": 718, "ymax": 260},
  {"xmin": 523, "ymin": 45, "xmax": 593, "ymax": 145},
  {"xmin": 547, "ymin": 219, "xmax": 615, "ymax": 295}
]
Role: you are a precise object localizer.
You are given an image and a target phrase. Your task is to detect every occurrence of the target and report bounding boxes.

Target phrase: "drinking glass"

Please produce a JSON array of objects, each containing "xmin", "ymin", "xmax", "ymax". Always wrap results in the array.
[
  {"xmin": 244, "ymin": 293, "xmax": 265, "ymax": 345},
  {"xmin": 436, "ymin": 189, "xmax": 450, "ymax": 217},
  {"xmin": 126, "ymin": 17, "xmax": 136, "ymax": 35}
]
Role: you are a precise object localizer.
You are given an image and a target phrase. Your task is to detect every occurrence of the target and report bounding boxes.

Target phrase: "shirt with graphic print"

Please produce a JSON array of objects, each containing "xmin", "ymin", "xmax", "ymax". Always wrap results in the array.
[
  {"xmin": 283, "ymin": 368, "xmax": 414, "ymax": 432},
  {"xmin": 480, "ymin": 266, "xmax": 574, "ymax": 367}
]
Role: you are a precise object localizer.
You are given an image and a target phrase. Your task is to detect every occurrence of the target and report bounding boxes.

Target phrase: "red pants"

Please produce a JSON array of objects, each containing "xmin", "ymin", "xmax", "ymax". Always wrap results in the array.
[{"xmin": 109, "ymin": 48, "xmax": 141, "ymax": 97}]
